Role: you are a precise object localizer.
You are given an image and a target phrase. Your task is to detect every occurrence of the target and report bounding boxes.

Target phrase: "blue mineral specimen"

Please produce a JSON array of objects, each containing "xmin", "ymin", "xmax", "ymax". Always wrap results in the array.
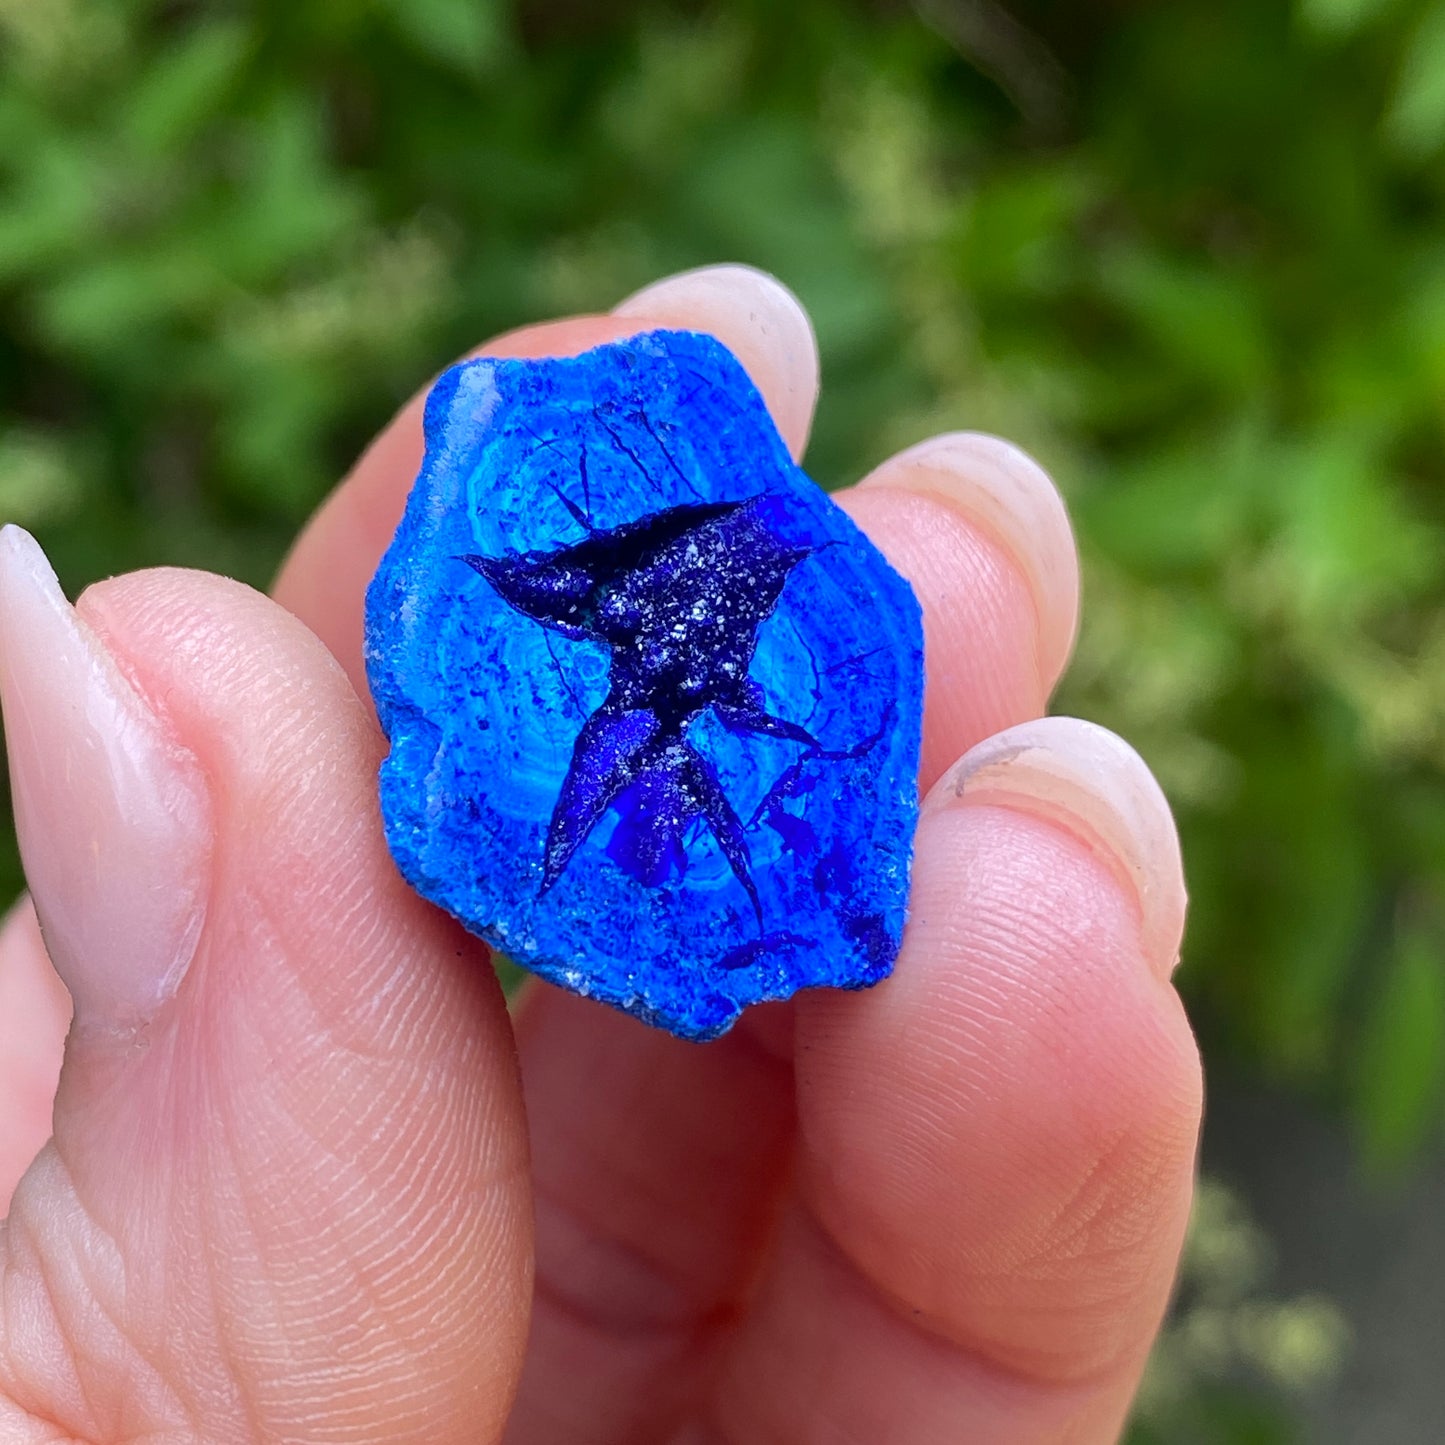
[{"xmin": 365, "ymin": 329, "xmax": 923, "ymax": 1040}]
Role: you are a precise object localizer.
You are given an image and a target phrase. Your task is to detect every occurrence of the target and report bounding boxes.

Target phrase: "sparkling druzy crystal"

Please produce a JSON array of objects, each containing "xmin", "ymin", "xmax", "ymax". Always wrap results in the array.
[{"xmin": 365, "ymin": 329, "xmax": 923, "ymax": 1040}]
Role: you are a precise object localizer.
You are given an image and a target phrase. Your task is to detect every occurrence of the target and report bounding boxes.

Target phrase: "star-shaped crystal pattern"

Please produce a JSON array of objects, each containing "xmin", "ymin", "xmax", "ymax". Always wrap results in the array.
[{"xmin": 463, "ymin": 493, "xmax": 818, "ymax": 920}]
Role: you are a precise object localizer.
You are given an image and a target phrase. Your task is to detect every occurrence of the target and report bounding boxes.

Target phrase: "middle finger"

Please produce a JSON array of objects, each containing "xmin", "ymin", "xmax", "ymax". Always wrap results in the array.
[{"xmin": 506, "ymin": 323, "xmax": 1079, "ymax": 1441}]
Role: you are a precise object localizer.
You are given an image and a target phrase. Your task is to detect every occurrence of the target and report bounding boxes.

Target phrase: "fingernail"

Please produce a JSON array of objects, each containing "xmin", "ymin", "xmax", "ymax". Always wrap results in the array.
[
  {"xmin": 0, "ymin": 527, "xmax": 211, "ymax": 1033},
  {"xmin": 860, "ymin": 433, "xmax": 1080, "ymax": 689},
  {"xmin": 937, "ymin": 717, "xmax": 1186, "ymax": 976},
  {"xmin": 614, "ymin": 263, "xmax": 819, "ymax": 459}
]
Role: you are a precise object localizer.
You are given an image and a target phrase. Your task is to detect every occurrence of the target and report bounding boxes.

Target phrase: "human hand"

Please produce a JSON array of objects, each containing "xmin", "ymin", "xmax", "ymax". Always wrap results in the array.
[{"xmin": 0, "ymin": 266, "xmax": 1201, "ymax": 1444}]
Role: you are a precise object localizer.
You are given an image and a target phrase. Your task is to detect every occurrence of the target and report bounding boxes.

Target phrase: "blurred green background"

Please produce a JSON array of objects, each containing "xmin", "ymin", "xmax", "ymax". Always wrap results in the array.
[{"xmin": 3, "ymin": 0, "xmax": 1444, "ymax": 1437}]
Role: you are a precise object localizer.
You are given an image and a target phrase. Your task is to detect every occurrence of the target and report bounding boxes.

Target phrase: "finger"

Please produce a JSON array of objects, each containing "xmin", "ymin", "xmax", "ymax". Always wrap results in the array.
[
  {"xmin": 843, "ymin": 430, "xmax": 1079, "ymax": 789},
  {"xmin": 0, "ymin": 531, "xmax": 531, "ymax": 1443},
  {"xmin": 0, "ymin": 899, "xmax": 69, "ymax": 1213},
  {"xmin": 689, "ymin": 719, "xmax": 1200, "ymax": 1444},
  {"xmin": 504, "ymin": 435, "xmax": 1080, "ymax": 1442},
  {"xmin": 270, "ymin": 262, "xmax": 1082, "ymax": 1441},
  {"xmin": 266, "ymin": 264, "xmax": 819, "ymax": 1443},
  {"xmin": 273, "ymin": 264, "xmax": 818, "ymax": 695}
]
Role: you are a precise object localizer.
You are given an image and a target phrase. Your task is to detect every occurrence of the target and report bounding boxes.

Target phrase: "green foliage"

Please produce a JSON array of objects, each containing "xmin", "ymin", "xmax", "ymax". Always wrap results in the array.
[
  {"xmin": 2, "ymin": 0, "xmax": 1444, "ymax": 1168},
  {"xmin": 1128, "ymin": 1179, "xmax": 1350, "ymax": 1443},
  {"xmin": 1353, "ymin": 920, "xmax": 1445, "ymax": 1165},
  {"xmin": 1385, "ymin": 2, "xmax": 1445, "ymax": 153}
]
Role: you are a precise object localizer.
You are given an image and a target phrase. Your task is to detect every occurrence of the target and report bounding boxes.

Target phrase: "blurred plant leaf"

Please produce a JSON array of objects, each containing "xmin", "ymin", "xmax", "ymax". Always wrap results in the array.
[
  {"xmin": 1096, "ymin": 247, "xmax": 1273, "ymax": 397},
  {"xmin": 1384, "ymin": 0, "xmax": 1445, "ymax": 155},
  {"xmin": 378, "ymin": 0, "xmax": 509, "ymax": 77},
  {"xmin": 0, "ymin": 428, "xmax": 87, "ymax": 525},
  {"xmin": 1352, "ymin": 923, "xmax": 1445, "ymax": 1167},
  {"xmin": 1297, "ymin": 0, "xmax": 1401, "ymax": 38},
  {"xmin": 120, "ymin": 20, "xmax": 252, "ymax": 155}
]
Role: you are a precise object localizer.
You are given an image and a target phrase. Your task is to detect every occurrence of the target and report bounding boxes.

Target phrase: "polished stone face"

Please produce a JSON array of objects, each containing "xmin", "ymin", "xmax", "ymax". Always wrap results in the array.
[{"xmin": 365, "ymin": 329, "xmax": 923, "ymax": 1040}]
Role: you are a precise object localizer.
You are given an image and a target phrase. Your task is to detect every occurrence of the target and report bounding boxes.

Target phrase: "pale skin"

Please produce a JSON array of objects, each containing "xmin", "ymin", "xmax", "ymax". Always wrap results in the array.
[{"xmin": 0, "ymin": 266, "xmax": 1201, "ymax": 1443}]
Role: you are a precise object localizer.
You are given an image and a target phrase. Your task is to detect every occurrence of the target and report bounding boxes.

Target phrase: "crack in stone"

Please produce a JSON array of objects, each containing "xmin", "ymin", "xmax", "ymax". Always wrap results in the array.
[{"xmin": 460, "ymin": 492, "xmax": 822, "ymax": 924}]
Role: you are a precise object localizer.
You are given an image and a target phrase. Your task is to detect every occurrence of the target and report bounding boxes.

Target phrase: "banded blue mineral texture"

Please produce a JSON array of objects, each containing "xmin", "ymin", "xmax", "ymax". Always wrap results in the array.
[{"xmin": 365, "ymin": 329, "xmax": 923, "ymax": 1040}]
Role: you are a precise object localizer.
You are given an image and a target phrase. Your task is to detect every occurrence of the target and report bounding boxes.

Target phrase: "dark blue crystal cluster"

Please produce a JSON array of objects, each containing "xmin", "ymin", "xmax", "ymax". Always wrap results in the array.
[{"xmin": 365, "ymin": 329, "xmax": 923, "ymax": 1040}]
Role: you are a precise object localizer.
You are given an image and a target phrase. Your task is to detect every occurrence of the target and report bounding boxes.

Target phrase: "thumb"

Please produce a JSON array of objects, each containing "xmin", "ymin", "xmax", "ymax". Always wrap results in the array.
[{"xmin": 0, "ymin": 529, "xmax": 531, "ymax": 1443}]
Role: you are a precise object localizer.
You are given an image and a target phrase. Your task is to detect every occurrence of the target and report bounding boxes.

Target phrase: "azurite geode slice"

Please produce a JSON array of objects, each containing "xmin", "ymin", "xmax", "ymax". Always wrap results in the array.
[{"xmin": 364, "ymin": 329, "xmax": 923, "ymax": 1040}]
